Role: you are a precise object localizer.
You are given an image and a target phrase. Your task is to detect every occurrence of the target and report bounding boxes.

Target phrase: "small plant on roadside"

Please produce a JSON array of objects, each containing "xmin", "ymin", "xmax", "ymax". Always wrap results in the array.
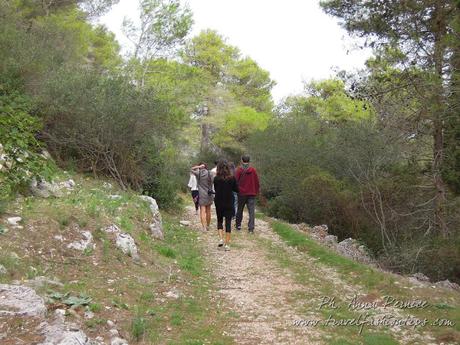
[
  {"xmin": 156, "ymin": 245, "xmax": 176, "ymax": 258},
  {"xmin": 131, "ymin": 315, "xmax": 146, "ymax": 341},
  {"xmin": 85, "ymin": 318, "xmax": 106, "ymax": 329},
  {"xmin": 112, "ymin": 298, "xmax": 129, "ymax": 310}
]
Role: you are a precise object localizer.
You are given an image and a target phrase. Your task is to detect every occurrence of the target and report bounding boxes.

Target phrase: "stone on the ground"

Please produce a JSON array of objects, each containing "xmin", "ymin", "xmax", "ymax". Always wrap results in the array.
[
  {"xmin": 165, "ymin": 289, "xmax": 181, "ymax": 299},
  {"xmin": 116, "ymin": 233, "xmax": 140, "ymax": 261},
  {"xmin": 105, "ymin": 224, "xmax": 121, "ymax": 234},
  {"xmin": 67, "ymin": 231, "xmax": 94, "ymax": 251},
  {"xmin": 336, "ymin": 238, "xmax": 372, "ymax": 264},
  {"xmin": 103, "ymin": 182, "xmax": 113, "ymax": 189},
  {"xmin": 59, "ymin": 179, "xmax": 76, "ymax": 189},
  {"xmin": 139, "ymin": 195, "xmax": 164, "ymax": 240},
  {"xmin": 435, "ymin": 279, "xmax": 460, "ymax": 290},
  {"xmin": 84, "ymin": 311, "xmax": 94, "ymax": 319},
  {"xmin": 109, "ymin": 194, "xmax": 122, "ymax": 200},
  {"xmin": 179, "ymin": 220, "xmax": 191, "ymax": 227},
  {"xmin": 7, "ymin": 216, "xmax": 22, "ymax": 227},
  {"xmin": 412, "ymin": 272, "xmax": 430, "ymax": 282},
  {"xmin": 323, "ymin": 235, "xmax": 338, "ymax": 246},
  {"xmin": 0, "ymin": 284, "xmax": 47, "ymax": 317},
  {"xmin": 111, "ymin": 337, "xmax": 129, "ymax": 345},
  {"xmin": 149, "ymin": 222, "xmax": 164, "ymax": 240},
  {"xmin": 0, "ymin": 265, "xmax": 7, "ymax": 275},
  {"xmin": 311, "ymin": 225, "xmax": 328, "ymax": 239},
  {"xmin": 109, "ymin": 329, "xmax": 119, "ymax": 337},
  {"xmin": 39, "ymin": 310, "xmax": 97, "ymax": 345},
  {"xmin": 40, "ymin": 150, "xmax": 52, "ymax": 160},
  {"xmin": 30, "ymin": 178, "xmax": 64, "ymax": 198}
]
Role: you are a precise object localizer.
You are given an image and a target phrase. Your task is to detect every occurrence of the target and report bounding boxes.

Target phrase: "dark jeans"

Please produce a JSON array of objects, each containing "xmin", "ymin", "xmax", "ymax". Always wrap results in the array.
[
  {"xmin": 217, "ymin": 211, "xmax": 232, "ymax": 233},
  {"xmin": 236, "ymin": 195, "xmax": 255, "ymax": 231},
  {"xmin": 191, "ymin": 190, "xmax": 199, "ymax": 211}
]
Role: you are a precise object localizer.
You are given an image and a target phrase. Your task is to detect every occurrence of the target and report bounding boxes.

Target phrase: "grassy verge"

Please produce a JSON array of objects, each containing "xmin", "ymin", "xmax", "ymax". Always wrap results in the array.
[
  {"xmin": 266, "ymin": 220, "xmax": 460, "ymax": 344},
  {"xmin": 0, "ymin": 174, "xmax": 234, "ymax": 344}
]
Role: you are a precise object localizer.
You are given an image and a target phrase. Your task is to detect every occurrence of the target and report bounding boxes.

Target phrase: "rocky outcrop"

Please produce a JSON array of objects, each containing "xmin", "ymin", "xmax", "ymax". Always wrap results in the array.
[
  {"xmin": 67, "ymin": 231, "xmax": 94, "ymax": 252},
  {"xmin": 104, "ymin": 225, "xmax": 140, "ymax": 261},
  {"xmin": 336, "ymin": 238, "xmax": 373, "ymax": 265},
  {"xmin": 0, "ymin": 284, "xmax": 47, "ymax": 317},
  {"xmin": 139, "ymin": 195, "xmax": 164, "ymax": 240},
  {"xmin": 0, "ymin": 284, "xmax": 106, "ymax": 344},
  {"xmin": 435, "ymin": 280, "xmax": 460, "ymax": 290},
  {"xmin": 30, "ymin": 178, "xmax": 75, "ymax": 198},
  {"xmin": 116, "ymin": 233, "xmax": 140, "ymax": 261},
  {"xmin": 293, "ymin": 223, "xmax": 460, "ymax": 291},
  {"xmin": 293, "ymin": 223, "xmax": 373, "ymax": 264}
]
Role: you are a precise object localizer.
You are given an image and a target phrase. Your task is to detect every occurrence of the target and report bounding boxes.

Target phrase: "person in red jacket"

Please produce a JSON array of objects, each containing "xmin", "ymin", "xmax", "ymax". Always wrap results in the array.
[{"xmin": 235, "ymin": 154, "xmax": 260, "ymax": 233}]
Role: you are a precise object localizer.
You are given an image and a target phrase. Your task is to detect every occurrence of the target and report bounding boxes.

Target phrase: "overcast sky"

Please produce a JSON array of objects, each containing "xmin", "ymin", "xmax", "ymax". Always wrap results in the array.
[{"xmin": 100, "ymin": 0, "xmax": 372, "ymax": 102}]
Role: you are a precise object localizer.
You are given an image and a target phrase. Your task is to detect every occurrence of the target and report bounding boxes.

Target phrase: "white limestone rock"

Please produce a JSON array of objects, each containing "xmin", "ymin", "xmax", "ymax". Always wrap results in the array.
[
  {"xmin": 0, "ymin": 265, "xmax": 7, "ymax": 275},
  {"xmin": 7, "ymin": 216, "xmax": 22, "ymax": 227},
  {"xmin": 116, "ymin": 233, "xmax": 139, "ymax": 261},
  {"xmin": 0, "ymin": 284, "xmax": 47, "ymax": 317},
  {"xmin": 140, "ymin": 195, "xmax": 164, "ymax": 240},
  {"xmin": 67, "ymin": 231, "xmax": 94, "ymax": 251}
]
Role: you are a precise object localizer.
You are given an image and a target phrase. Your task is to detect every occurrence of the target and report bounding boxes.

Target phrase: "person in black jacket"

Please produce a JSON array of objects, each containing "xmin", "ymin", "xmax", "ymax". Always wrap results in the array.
[{"xmin": 213, "ymin": 159, "xmax": 239, "ymax": 251}]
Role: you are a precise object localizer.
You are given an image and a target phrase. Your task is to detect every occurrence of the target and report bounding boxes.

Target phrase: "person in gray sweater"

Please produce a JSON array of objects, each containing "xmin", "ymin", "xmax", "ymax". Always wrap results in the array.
[{"xmin": 191, "ymin": 162, "xmax": 214, "ymax": 231}]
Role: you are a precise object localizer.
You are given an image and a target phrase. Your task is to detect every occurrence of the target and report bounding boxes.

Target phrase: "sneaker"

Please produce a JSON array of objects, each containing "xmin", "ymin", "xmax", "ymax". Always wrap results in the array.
[
  {"xmin": 218, "ymin": 239, "xmax": 224, "ymax": 247},
  {"xmin": 248, "ymin": 230, "xmax": 254, "ymax": 234},
  {"xmin": 236, "ymin": 225, "xmax": 241, "ymax": 231},
  {"xmin": 224, "ymin": 244, "xmax": 230, "ymax": 251}
]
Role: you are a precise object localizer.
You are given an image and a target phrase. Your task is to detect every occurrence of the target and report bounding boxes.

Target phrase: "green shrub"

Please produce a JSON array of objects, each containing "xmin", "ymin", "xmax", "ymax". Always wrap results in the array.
[
  {"xmin": 131, "ymin": 316, "xmax": 146, "ymax": 341},
  {"xmin": 39, "ymin": 68, "xmax": 186, "ymax": 209},
  {"xmin": 0, "ymin": 92, "xmax": 53, "ymax": 205}
]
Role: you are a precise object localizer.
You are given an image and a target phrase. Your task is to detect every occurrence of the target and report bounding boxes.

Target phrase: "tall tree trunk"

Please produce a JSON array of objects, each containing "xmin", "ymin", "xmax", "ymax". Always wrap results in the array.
[
  {"xmin": 200, "ymin": 121, "xmax": 213, "ymax": 153},
  {"xmin": 432, "ymin": 0, "xmax": 448, "ymax": 236}
]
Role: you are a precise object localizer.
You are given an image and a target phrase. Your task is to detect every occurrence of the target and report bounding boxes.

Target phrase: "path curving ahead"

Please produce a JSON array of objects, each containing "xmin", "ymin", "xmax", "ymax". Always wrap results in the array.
[
  {"xmin": 185, "ymin": 206, "xmax": 322, "ymax": 345},
  {"xmin": 184, "ymin": 205, "xmax": 441, "ymax": 345}
]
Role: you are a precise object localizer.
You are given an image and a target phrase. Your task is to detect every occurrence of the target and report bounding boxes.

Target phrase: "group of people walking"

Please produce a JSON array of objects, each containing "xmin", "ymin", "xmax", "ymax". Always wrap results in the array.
[{"xmin": 188, "ymin": 155, "xmax": 260, "ymax": 251}]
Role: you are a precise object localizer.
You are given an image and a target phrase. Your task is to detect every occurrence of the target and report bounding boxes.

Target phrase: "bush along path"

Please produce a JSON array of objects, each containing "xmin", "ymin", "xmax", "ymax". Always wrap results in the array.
[{"xmin": 183, "ymin": 205, "xmax": 460, "ymax": 345}]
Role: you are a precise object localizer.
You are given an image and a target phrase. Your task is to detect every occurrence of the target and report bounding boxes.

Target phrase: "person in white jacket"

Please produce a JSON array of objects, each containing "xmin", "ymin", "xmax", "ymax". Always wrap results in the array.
[{"xmin": 188, "ymin": 172, "xmax": 199, "ymax": 215}]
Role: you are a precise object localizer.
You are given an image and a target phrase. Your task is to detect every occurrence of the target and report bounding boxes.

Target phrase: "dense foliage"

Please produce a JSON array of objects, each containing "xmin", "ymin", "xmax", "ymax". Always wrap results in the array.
[
  {"xmin": 2, "ymin": 0, "xmax": 458, "ymax": 283},
  {"xmin": 0, "ymin": 92, "xmax": 54, "ymax": 205},
  {"xmin": 0, "ymin": 0, "xmax": 197, "ymax": 208},
  {"xmin": 246, "ymin": 0, "xmax": 460, "ymax": 283}
]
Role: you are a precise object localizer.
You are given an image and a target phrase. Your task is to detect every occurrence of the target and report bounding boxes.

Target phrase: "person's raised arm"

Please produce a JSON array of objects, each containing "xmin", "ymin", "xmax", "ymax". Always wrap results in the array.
[{"xmin": 191, "ymin": 164, "xmax": 204, "ymax": 176}]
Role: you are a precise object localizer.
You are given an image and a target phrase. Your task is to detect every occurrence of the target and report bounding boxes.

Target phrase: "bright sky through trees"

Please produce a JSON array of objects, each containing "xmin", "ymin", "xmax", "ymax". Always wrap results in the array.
[{"xmin": 101, "ymin": 0, "xmax": 372, "ymax": 101}]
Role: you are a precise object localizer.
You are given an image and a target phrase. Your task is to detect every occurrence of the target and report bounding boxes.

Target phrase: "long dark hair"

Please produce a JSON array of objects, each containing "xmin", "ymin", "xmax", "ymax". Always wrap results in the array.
[{"xmin": 216, "ymin": 160, "xmax": 233, "ymax": 180}]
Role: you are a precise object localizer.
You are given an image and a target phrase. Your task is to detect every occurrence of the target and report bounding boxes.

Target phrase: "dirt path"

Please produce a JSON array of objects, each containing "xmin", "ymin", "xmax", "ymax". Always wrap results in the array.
[
  {"xmin": 183, "ymin": 205, "xmax": 444, "ymax": 345},
  {"xmin": 185, "ymin": 206, "xmax": 322, "ymax": 345}
]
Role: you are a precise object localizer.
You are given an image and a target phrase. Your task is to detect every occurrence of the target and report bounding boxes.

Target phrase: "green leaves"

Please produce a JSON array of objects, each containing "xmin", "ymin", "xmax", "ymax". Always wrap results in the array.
[
  {"xmin": 303, "ymin": 79, "xmax": 374, "ymax": 122},
  {"xmin": 214, "ymin": 106, "xmax": 271, "ymax": 154},
  {"xmin": 0, "ymin": 92, "xmax": 53, "ymax": 201},
  {"xmin": 48, "ymin": 291, "xmax": 92, "ymax": 307}
]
